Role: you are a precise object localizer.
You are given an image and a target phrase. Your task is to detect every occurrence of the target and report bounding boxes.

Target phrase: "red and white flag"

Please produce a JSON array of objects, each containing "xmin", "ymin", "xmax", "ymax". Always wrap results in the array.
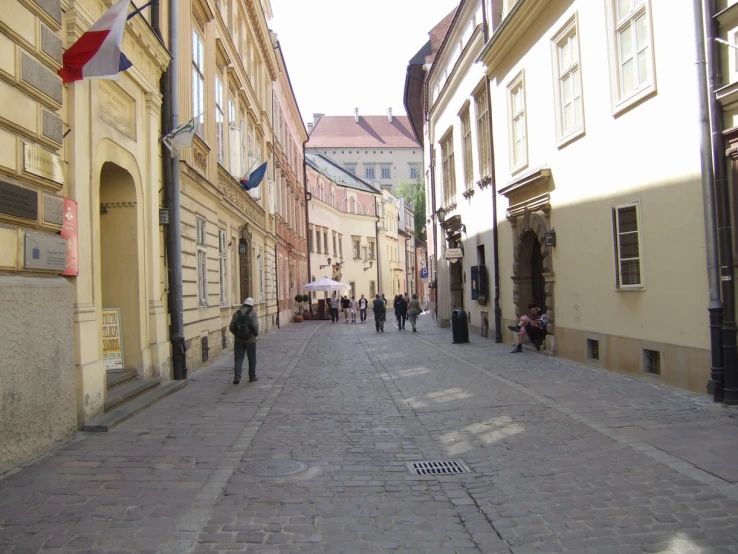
[{"xmin": 59, "ymin": 0, "xmax": 132, "ymax": 84}]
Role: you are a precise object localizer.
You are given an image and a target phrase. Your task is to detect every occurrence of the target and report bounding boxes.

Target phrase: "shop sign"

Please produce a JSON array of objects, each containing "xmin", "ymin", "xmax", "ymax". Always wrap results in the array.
[
  {"xmin": 444, "ymin": 247, "xmax": 463, "ymax": 263},
  {"xmin": 23, "ymin": 141, "xmax": 65, "ymax": 186},
  {"xmin": 61, "ymin": 198, "xmax": 78, "ymax": 276},
  {"xmin": 23, "ymin": 230, "xmax": 67, "ymax": 271},
  {"xmin": 102, "ymin": 308, "xmax": 124, "ymax": 371}
]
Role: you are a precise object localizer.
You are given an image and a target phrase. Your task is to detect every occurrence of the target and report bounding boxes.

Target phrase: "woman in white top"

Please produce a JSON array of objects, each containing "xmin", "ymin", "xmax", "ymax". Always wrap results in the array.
[{"xmin": 349, "ymin": 297, "xmax": 358, "ymax": 323}]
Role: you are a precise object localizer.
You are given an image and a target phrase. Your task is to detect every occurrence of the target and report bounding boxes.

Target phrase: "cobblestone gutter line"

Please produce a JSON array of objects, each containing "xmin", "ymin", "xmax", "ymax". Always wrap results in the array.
[
  {"xmin": 157, "ymin": 322, "xmax": 326, "ymax": 553},
  {"xmin": 357, "ymin": 330, "xmax": 512, "ymax": 554},
  {"xmin": 410, "ymin": 332, "xmax": 738, "ymax": 503}
]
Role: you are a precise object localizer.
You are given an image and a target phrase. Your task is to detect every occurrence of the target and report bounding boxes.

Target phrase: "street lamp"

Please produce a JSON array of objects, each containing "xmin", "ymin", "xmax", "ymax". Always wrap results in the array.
[
  {"xmin": 435, "ymin": 206, "xmax": 447, "ymax": 225},
  {"xmin": 320, "ymin": 257, "xmax": 332, "ymax": 269}
]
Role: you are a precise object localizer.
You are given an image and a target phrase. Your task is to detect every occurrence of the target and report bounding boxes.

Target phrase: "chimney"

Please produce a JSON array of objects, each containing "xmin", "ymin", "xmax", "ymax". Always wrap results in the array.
[
  {"xmin": 307, "ymin": 122, "xmax": 314, "ymax": 133},
  {"xmin": 354, "ymin": 107, "xmax": 359, "ymax": 123},
  {"xmin": 313, "ymin": 113, "xmax": 324, "ymax": 127},
  {"xmin": 387, "ymin": 107, "xmax": 393, "ymax": 123}
]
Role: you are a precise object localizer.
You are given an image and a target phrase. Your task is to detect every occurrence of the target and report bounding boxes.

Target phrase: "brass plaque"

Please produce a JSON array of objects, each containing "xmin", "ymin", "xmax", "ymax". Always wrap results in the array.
[
  {"xmin": 22, "ymin": 141, "xmax": 64, "ymax": 185},
  {"xmin": 98, "ymin": 81, "xmax": 136, "ymax": 140}
]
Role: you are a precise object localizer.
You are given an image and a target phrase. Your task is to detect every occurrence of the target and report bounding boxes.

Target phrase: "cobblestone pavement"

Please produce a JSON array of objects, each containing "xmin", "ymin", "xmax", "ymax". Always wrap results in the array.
[{"xmin": 2, "ymin": 315, "xmax": 738, "ymax": 553}]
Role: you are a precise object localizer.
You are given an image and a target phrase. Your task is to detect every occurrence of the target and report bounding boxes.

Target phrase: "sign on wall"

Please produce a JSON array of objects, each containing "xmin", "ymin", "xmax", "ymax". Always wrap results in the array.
[
  {"xmin": 444, "ymin": 248, "xmax": 463, "ymax": 263},
  {"xmin": 23, "ymin": 230, "xmax": 67, "ymax": 271},
  {"xmin": 61, "ymin": 198, "xmax": 78, "ymax": 276},
  {"xmin": 102, "ymin": 308, "xmax": 124, "ymax": 371},
  {"xmin": 420, "ymin": 267, "xmax": 429, "ymax": 280}
]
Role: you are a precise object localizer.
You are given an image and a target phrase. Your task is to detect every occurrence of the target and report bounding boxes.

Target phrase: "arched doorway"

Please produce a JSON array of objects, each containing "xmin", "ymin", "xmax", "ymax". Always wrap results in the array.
[
  {"xmin": 512, "ymin": 211, "xmax": 554, "ymax": 325},
  {"xmin": 99, "ymin": 162, "xmax": 142, "ymax": 372},
  {"xmin": 518, "ymin": 230, "xmax": 545, "ymax": 312}
]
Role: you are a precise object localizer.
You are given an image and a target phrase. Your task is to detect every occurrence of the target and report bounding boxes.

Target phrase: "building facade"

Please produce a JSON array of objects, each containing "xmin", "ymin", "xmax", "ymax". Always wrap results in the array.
[
  {"xmin": 305, "ymin": 154, "xmax": 380, "ymax": 305},
  {"xmin": 176, "ymin": 0, "xmax": 281, "ymax": 372},
  {"xmin": 273, "ymin": 42, "xmax": 308, "ymax": 326}
]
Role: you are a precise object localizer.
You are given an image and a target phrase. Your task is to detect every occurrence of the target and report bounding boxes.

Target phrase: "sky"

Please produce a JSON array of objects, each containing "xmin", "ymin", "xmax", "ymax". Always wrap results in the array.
[{"xmin": 270, "ymin": 0, "xmax": 460, "ymax": 125}]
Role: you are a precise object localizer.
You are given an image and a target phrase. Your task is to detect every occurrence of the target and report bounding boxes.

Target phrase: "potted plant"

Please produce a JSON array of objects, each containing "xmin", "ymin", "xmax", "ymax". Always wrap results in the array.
[
  {"xmin": 293, "ymin": 294, "xmax": 304, "ymax": 323},
  {"xmin": 300, "ymin": 295, "xmax": 312, "ymax": 319}
]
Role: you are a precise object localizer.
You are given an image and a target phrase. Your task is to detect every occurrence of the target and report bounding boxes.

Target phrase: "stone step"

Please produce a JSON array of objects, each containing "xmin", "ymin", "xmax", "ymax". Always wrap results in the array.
[
  {"xmin": 106, "ymin": 369, "xmax": 137, "ymax": 389},
  {"xmin": 104, "ymin": 377, "xmax": 161, "ymax": 411},
  {"xmin": 83, "ymin": 380, "xmax": 188, "ymax": 432}
]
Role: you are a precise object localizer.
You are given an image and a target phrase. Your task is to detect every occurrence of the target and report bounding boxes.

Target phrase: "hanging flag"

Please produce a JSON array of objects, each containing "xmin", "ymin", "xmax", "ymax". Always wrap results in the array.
[
  {"xmin": 59, "ymin": 0, "xmax": 132, "ymax": 84},
  {"xmin": 161, "ymin": 115, "xmax": 200, "ymax": 156},
  {"xmin": 240, "ymin": 162, "xmax": 268, "ymax": 191}
]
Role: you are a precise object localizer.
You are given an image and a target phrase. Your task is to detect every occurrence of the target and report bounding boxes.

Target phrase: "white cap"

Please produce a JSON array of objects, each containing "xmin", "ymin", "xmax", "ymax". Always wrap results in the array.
[{"xmin": 243, "ymin": 298, "xmax": 255, "ymax": 306}]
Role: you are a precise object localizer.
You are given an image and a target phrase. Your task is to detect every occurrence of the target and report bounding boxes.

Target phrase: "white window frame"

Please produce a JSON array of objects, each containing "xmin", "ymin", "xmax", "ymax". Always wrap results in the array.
[
  {"xmin": 507, "ymin": 70, "xmax": 528, "ymax": 173},
  {"xmin": 192, "ymin": 29, "xmax": 206, "ymax": 138},
  {"xmin": 612, "ymin": 201, "xmax": 645, "ymax": 290},
  {"xmin": 196, "ymin": 216, "xmax": 208, "ymax": 307},
  {"xmin": 440, "ymin": 129, "xmax": 456, "ymax": 205},
  {"xmin": 380, "ymin": 165, "xmax": 392, "ymax": 180},
  {"xmin": 365, "ymin": 166, "xmax": 375, "ymax": 179},
  {"xmin": 218, "ymin": 228, "xmax": 228, "ymax": 306},
  {"xmin": 605, "ymin": 0, "xmax": 656, "ymax": 116},
  {"xmin": 215, "ymin": 76, "xmax": 225, "ymax": 164},
  {"xmin": 258, "ymin": 247, "xmax": 265, "ymax": 303},
  {"xmin": 460, "ymin": 104, "xmax": 473, "ymax": 189},
  {"xmin": 551, "ymin": 14, "xmax": 585, "ymax": 147},
  {"xmin": 410, "ymin": 165, "xmax": 418, "ymax": 180},
  {"xmin": 352, "ymin": 237, "xmax": 361, "ymax": 260},
  {"xmin": 368, "ymin": 238, "xmax": 376, "ymax": 260},
  {"xmin": 474, "ymin": 84, "xmax": 492, "ymax": 179}
]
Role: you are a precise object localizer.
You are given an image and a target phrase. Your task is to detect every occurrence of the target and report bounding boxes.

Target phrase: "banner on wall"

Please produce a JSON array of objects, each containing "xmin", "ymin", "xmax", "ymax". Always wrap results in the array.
[{"xmin": 102, "ymin": 308, "xmax": 124, "ymax": 371}]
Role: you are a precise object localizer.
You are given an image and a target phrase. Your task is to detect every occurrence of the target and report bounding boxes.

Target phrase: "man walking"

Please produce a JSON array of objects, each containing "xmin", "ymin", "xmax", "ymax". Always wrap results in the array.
[
  {"xmin": 373, "ymin": 294, "xmax": 386, "ymax": 333},
  {"xmin": 229, "ymin": 297, "xmax": 259, "ymax": 384},
  {"xmin": 358, "ymin": 294, "xmax": 368, "ymax": 322},
  {"xmin": 329, "ymin": 293, "xmax": 339, "ymax": 322}
]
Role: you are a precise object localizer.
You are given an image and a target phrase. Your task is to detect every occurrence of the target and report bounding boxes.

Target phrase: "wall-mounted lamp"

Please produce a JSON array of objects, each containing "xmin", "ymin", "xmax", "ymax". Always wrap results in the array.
[
  {"xmin": 320, "ymin": 257, "xmax": 332, "ymax": 269},
  {"xmin": 435, "ymin": 206, "xmax": 446, "ymax": 224},
  {"xmin": 363, "ymin": 260, "xmax": 373, "ymax": 271}
]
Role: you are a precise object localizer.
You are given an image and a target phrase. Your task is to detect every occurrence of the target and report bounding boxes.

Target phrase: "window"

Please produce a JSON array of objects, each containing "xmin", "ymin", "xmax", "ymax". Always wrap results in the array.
[
  {"xmin": 607, "ymin": 0, "xmax": 655, "ymax": 113},
  {"xmin": 316, "ymin": 227, "xmax": 321, "ymax": 254},
  {"xmin": 345, "ymin": 165, "xmax": 356, "ymax": 175},
  {"xmin": 196, "ymin": 217, "xmax": 207, "ymax": 306},
  {"xmin": 258, "ymin": 248, "xmax": 264, "ymax": 302},
  {"xmin": 644, "ymin": 349, "xmax": 661, "ymax": 375},
  {"xmin": 192, "ymin": 30, "xmax": 205, "ymax": 137},
  {"xmin": 338, "ymin": 233, "xmax": 343, "ymax": 258},
  {"xmin": 587, "ymin": 339, "xmax": 599, "ymax": 361},
  {"xmin": 228, "ymin": 99, "xmax": 241, "ymax": 177},
  {"xmin": 308, "ymin": 226, "xmax": 314, "ymax": 252},
  {"xmin": 215, "ymin": 76, "xmax": 225, "ymax": 164},
  {"xmin": 323, "ymin": 229, "xmax": 329, "ymax": 254},
  {"xmin": 381, "ymin": 166, "xmax": 391, "ymax": 180},
  {"xmin": 612, "ymin": 202, "xmax": 644, "ymax": 288},
  {"xmin": 552, "ymin": 16, "xmax": 584, "ymax": 144},
  {"xmin": 440, "ymin": 131, "xmax": 456, "ymax": 205},
  {"xmin": 410, "ymin": 165, "xmax": 418, "ymax": 180},
  {"xmin": 353, "ymin": 238, "xmax": 361, "ymax": 259},
  {"xmin": 219, "ymin": 229, "xmax": 228, "ymax": 306},
  {"xmin": 332, "ymin": 232, "xmax": 337, "ymax": 256},
  {"xmin": 365, "ymin": 167, "xmax": 375, "ymax": 179},
  {"xmin": 460, "ymin": 106, "xmax": 473, "ymax": 189},
  {"xmin": 368, "ymin": 239, "xmax": 375, "ymax": 260},
  {"xmin": 369, "ymin": 281, "xmax": 376, "ymax": 298},
  {"xmin": 474, "ymin": 86, "xmax": 491, "ymax": 179},
  {"xmin": 349, "ymin": 281, "xmax": 355, "ymax": 299},
  {"xmin": 508, "ymin": 72, "xmax": 527, "ymax": 171}
]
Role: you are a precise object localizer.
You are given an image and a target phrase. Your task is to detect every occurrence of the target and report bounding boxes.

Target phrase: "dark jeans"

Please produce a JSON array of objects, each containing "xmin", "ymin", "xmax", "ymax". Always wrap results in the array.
[
  {"xmin": 234, "ymin": 342, "xmax": 257, "ymax": 379},
  {"xmin": 360, "ymin": 308, "xmax": 367, "ymax": 321},
  {"xmin": 375, "ymin": 317, "xmax": 384, "ymax": 332},
  {"xmin": 330, "ymin": 307, "xmax": 338, "ymax": 322},
  {"xmin": 396, "ymin": 314, "xmax": 406, "ymax": 329}
]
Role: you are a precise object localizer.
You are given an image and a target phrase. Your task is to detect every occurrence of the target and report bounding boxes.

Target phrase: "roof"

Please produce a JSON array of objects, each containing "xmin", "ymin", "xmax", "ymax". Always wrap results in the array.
[
  {"xmin": 306, "ymin": 115, "xmax": 421, "ymax": 149},
  {"xmin": 305, "ymin": 153, "xmax": 380, "ymax": 194}
]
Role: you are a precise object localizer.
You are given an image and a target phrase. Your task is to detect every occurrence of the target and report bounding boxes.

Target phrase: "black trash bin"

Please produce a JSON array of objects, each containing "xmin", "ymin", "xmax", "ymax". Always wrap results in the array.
[{"xmin": 451, "ymin": 309, "xmax": 469, "ymax": 344}]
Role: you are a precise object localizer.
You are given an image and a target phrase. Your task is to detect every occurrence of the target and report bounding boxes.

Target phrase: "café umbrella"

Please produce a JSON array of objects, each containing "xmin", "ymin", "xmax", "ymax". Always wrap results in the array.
[{"xmin": 302, "ymin": 278, "xmax": 351, "ymax": 292}]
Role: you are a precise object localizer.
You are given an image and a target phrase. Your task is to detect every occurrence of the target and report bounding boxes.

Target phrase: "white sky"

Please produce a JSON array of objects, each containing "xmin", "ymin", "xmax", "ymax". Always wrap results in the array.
[{"xmin": 270, "ymin": 0, "xmax": 460, "ymax": 125}]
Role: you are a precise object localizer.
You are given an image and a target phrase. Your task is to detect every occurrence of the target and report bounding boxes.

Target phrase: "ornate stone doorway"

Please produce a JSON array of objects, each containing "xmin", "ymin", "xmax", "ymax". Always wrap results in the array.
[{"xmin": 512, "ymin": 210, "xmax": 554, "ymax": 325}]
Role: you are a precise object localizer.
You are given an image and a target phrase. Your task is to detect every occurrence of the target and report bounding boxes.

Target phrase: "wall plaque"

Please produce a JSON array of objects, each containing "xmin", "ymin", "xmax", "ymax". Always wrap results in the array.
[
  {"xmin": 23, "ymin": 230, "xmax": 66, "ymax": 271},
  {"xmin": 98, "ymin": 81, "xmax": 136, "ymax": 139},
  {"xmin": 23, "ymin": 141, "xmax": 65, "ymax": 185},
  {"xmin": 0, "ymin": 180, "xmax": 38, "ymax": 221},
  {"xmin": 61, "ymin": 197, "xmax": 78, "ymax": 276},
  {"xmin": 42, "ymin": 193, "xmax": 63, "ymax": 225}
]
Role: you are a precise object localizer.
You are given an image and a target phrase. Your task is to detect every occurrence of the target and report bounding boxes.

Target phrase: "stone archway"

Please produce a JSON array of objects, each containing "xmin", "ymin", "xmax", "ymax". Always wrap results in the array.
[{"xmin": 511, "ymin": 210, "xmax": 554, "ymax": 326}]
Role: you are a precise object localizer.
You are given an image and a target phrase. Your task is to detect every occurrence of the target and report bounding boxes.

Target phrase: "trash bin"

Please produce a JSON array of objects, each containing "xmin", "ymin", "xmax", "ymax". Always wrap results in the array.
[{"xmin": 451, "ymin": 309, "xmax": 469, "ymax": 344}]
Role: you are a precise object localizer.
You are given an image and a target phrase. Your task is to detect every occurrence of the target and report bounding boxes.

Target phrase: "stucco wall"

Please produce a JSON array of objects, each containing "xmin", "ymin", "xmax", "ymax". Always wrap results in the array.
[{"xmin": 0, "ymin": 276, "xmax": 76, "ymax": 474}]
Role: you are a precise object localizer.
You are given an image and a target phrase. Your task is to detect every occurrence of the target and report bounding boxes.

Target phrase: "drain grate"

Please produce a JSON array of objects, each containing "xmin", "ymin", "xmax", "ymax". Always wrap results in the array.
[
  {"xmin": 238, "ymin": 459, "xmax": 307, "ymax": 477},
  {"xmin": 406, "ymin": 459, "xmax": 471, "ymax": 475}
]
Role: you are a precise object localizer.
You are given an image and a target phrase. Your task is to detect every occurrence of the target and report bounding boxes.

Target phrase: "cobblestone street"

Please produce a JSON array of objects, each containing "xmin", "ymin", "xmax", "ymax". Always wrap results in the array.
[{"xmin": 2, "ymin": 315, "xmax": 738, "ymax": 553}]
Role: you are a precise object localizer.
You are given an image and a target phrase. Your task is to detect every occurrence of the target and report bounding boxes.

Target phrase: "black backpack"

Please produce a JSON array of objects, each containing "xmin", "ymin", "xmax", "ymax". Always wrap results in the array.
[{"xmin": 234, "ymin": 309, "xmax": 252, "ymax": 340}]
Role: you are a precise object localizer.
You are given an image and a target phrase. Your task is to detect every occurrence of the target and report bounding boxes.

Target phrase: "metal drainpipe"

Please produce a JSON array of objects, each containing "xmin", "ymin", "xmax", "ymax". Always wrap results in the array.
[
  {"xmin": 274, "ymin": 243, "xmax": 279, "ymax": 328},
  {"xmin": 429, "ymin": 146, "xmax": 439, "ymax": 321},
  {"xmin": 693, "ymin": 0, "xmax": 723, "ymax": 401},
  {"xmin": 481, "ymin": 0, "xmax": 503, "ymax": 343},
  {"xmin": 302, "ymin": 143, "xmax": 311, "ymax": 307},
  {"xmin": 375, "ymin": 196, "xmax": 381, "ymax": 293},
  {"xmin": 706, "ymin": 0, "xmax": 738, "ymax": 403}
]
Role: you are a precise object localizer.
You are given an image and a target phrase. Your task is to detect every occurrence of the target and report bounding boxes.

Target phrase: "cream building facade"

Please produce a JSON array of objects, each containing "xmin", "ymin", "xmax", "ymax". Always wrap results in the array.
[
  {"xmin": 479, "ymin": 0, "xmax": 710, "ymax": 391},
  {"xmin": 306, "ymin": 154, "xmax": 380, "ymax": 304}
]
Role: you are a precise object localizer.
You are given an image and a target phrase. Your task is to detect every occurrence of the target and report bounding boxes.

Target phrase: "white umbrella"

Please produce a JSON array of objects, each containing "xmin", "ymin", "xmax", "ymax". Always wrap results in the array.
[{"xmin": 302, "ymin": 278, "xmax": 351, "ymax": 291}]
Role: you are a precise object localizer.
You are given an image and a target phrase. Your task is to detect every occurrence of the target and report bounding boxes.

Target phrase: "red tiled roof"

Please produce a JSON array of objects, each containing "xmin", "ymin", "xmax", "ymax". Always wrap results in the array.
[
  {"xmin": 306, "ymin": 115, "xmax": 421, "ymax": 148},
  {"xmin": 427, "ymin": 7, "xmax": 458, "ymax": 65}
]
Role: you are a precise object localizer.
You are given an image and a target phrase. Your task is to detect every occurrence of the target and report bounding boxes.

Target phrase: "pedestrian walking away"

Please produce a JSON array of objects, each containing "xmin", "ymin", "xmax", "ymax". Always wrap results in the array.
[
  {"xmin": 373, "ymin": 294, "xmax": 386, "ymax": 332},
  {"xmin": 407, "ymin": 293, "xmax": 421, "ymax": 332},
  {"xmin": 394, "ymin": 294, "xmax": 408, "ymax": 330},
  {"xmin": 358, "ymin": 294, "xmax": 368, "ymax": 322},
  {"xmin": 228, "ymin": 297, "xmax": 260, "ymax": 384}
]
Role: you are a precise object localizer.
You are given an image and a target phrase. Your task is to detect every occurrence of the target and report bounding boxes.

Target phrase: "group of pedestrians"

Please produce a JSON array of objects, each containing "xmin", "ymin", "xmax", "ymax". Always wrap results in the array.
[
  {"xmin": 328, "ymin": 293, "xmax": 370, "ymax": 323},
  {"xmin": 372, "ymin": 292, "xmax": 422, "ymax": 333}
]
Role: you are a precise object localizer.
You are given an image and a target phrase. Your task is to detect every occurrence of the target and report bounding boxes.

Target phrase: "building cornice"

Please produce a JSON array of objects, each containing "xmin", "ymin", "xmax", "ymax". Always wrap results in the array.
[
  {"xmin": 478, "ymin": 0, "xmax": 552, "ymax": 74},
  {"xmin": 242, "ymin": 0, "xmax": 278, "ymax": 81}
]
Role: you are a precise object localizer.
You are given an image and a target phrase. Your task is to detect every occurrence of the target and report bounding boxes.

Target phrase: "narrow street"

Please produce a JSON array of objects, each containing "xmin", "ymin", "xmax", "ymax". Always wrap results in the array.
[{"xmin": 2, "ymin": 316, "xmax": 738, "ymax": 554}]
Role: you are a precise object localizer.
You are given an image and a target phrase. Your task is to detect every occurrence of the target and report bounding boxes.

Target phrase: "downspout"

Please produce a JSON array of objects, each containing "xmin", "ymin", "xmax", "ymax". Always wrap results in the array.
[
  {"xmin": 302, "ymin": 142, "xmax": 311, "ymax": 305},
  {"xmin": 274, "ymin": 243, "xmax": 279, "ymax": 328},
  {"xmin": 429, "ymin": 145, "xmax": 439, "ymax": 321},
  {"xmin": 481, "ymin": 0, "xmax": 503, "ymax": 343},
  {"xmin": 706, "ymin": 0, "xmax": 738, "ymax": 403},
  {"xmin": 155, "ymin": 0, "xmax": 186, "ymax": 379},
  {"xmin": 375, "ymin": 196, "xmax": 381, "ymax": 293}
]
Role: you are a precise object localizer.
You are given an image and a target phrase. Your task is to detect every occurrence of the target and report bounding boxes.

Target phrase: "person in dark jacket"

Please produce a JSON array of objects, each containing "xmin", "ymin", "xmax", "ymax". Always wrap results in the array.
[
  {"xmin": 372, "ymin": 294, "xmax": 386, "ymax": 332},
  {"xmin": 228, "ymin": 298, "xmax": 260, "ymax": 384},
  {"xmin": 394, "ymin": 294, "xmax": 408, "ymax": 330}
]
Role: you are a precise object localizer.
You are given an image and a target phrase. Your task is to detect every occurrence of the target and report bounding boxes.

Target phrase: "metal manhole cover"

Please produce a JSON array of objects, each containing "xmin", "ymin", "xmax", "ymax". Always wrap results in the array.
[
  {"xmin": 238, "ymin": 459, "xmax": 307, "ymax": 476},
  {"xmin": 406, "ymin": 460, "xmax": 471, "ymax": 475}
]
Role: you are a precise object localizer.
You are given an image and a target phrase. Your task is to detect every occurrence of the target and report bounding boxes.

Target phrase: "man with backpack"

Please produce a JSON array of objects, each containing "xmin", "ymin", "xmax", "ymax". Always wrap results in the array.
[{"xmin": 229, "ymin": 297, "xmax": 259, "ymax": 384}]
